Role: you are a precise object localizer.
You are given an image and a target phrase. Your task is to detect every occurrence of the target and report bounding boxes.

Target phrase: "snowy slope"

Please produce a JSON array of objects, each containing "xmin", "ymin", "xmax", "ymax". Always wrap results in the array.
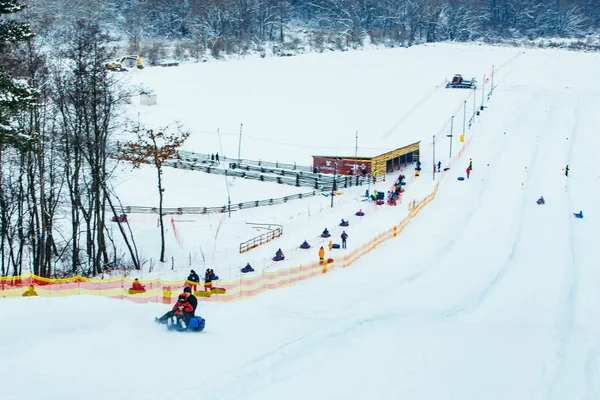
[{"xmin": 1, "ymin": 45, "xmax": 599, "ymax": 400}]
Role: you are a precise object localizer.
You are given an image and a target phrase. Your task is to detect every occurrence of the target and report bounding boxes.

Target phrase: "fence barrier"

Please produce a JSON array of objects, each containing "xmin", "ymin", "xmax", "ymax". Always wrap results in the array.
[{"xmin": 240, "ymin": 225, "xmax": 283, "ymax": 253}]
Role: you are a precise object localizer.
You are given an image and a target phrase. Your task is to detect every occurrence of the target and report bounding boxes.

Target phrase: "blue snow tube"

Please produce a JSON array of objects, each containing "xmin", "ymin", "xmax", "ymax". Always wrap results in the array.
[
  {"xmin": 188, "ymin": 316, "xmax": 206, "ymax": 332},
  {"xmin": 457, "ymin": 177, "xmax": 465, "ymax": 181}
]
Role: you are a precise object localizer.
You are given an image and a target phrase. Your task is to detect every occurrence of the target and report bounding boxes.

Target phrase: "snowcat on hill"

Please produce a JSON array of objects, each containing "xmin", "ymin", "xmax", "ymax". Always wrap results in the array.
[
  {"xmin": 446, "ymin": 74, "xmax": 476, "ymax": 89},
  {"xmin": 106, "ymin": 55, "xmax": 144, "ymax": 72}
]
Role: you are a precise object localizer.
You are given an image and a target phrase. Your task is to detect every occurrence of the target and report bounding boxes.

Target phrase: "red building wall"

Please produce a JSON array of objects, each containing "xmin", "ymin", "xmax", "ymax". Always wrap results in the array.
[{"xmin": 312, "ymin": 157, "xmax": 372, "ymax": 176}]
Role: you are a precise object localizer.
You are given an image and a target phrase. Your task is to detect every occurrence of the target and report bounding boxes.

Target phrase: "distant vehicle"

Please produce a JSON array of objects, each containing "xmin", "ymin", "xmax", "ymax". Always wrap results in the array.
[
  {"xmin": 446, "ymin": 74, "xmax": 476, "ymax": 89},
  {"xmin": 106, "ymin": 55, "xmax": 144, "ymax": 72}
]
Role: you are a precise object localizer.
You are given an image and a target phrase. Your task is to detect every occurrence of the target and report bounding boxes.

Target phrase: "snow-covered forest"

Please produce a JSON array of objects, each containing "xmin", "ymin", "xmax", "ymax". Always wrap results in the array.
[{"xmin": 22, "ymin": 0, "xmax": 600, "ymax": 60}]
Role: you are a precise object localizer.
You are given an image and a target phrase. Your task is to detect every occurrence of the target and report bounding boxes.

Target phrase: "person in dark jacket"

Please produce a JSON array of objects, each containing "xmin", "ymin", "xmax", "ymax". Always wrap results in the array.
[
  {"xmin": 341, "ymin": 231, "xmax": 348, "ymax": 249},
  {"xmin": 183, "ymin": 286, "xmax": 197, "ymax": 315},
  {"xmin": 187, "ymin": 269, "xmax": 200, "ymax": 291}
]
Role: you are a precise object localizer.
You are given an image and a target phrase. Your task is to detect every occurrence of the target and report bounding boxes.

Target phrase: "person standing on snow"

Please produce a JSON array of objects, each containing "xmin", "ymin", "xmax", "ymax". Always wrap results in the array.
[
  {"xmin": 437, "ymin": 161, "xmax": 441, "ymax": 172},
  {"xmin": 469, "ymin": 158, "xmax": 473, "ymax": 171},
  {"xmin": 565, "ymin": 165, "xmax": 569, "ymax": 177},
  {"xmin": 319, "ymin": 246, "xmax": 325, "ymax": 263},
  {"xmin": 187, "ymin": 269, "xmax": 200, "ymax": 291},
  {"xmin": 466, "ymin": 166, "xmax": 471, "ymax": 179},
  {"xmin": 341, "ymin": 231, "xmax": 348, "ymax": 249}
]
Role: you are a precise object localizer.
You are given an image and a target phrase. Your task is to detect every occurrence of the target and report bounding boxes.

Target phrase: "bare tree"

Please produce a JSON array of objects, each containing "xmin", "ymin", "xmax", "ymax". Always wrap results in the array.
[{"xmin": 119, "ymin": 128, "xmax": 189, "ymax": 263}]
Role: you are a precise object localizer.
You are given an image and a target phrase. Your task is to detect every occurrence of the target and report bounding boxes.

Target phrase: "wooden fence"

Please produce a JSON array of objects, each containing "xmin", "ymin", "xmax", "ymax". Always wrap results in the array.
[{"xmin": 239, "ymin": 224, "xmax": 283, "ymax": 253}]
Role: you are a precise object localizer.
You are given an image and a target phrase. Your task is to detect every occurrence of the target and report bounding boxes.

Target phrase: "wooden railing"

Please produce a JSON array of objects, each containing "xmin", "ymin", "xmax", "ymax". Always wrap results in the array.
[{"xmin": 239, "ymin": 225, "xmax": 283, "ymax": 254}]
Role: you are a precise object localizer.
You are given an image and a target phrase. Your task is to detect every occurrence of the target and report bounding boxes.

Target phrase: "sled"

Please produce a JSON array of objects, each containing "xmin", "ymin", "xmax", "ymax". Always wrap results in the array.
[
  {"xmin": 211, "ymin": 287, "xmax": 226, "ymax": 294},
  {"xmin": 166, "ymin": 316, "xmax": 206, "ymax": 333}
]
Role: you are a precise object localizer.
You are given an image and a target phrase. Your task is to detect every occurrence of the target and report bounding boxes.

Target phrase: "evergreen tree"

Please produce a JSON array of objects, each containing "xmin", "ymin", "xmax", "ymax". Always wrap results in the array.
[{"xmin": 0, "ymin": 0, "xmax": 36, "ymax": 148}]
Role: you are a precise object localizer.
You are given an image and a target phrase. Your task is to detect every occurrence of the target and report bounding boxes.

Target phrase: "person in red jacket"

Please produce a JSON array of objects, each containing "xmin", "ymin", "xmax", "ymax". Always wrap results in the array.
[
  {"xmin": 173, "ymin": 293, "xmax": 194, "ymax": 328},
  {"xmin": 131, "ymin": 279, "xmax": 145, "ymax": 292},
  {"xmin": 155, "ymin": 291, "xmax": 192, "ymax": 327}
]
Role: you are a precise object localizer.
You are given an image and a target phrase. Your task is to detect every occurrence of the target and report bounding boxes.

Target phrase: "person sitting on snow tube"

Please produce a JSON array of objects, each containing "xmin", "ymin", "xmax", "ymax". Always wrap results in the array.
[
  {"xmin": 241, "ymin": 263, "xmax": 255, "ymax": 273},
  {"xmin": 321, "ymin": 228, "xmax": 331, "ymax": 238},
  {"xmin": 273, "ymin": 248, "xmax": 285, "ymax": 261},
  {"xmin": 340, "ymin": 219, "xmax": 349, "ymax": 227},
  {"xmin": 208, "ymin": 269, "xmax": 219, "ymax": 281},
  {"xmin": 22, "ymin": 285, "xmax": 38, "ymax": 297},
  {"xmin": 574, "ymin": 210, "xmax": 583, "ymax": 218},
  {"xmin": 156, "ymin": 292, "xmax": 193, "ymax": 327},
  {"xmin": 355, "ymin": 209, "xmax": 364, "ymax": 216},
  {"xmin": 128, "ymin": 278, "xmax": 146, "ymax": 294},
  {"xmin": 183, "ymin": 286, "xmax": 197, "ymax": 315},
  {"xmin": 536, "ymin": 196, "xmax": 545, "ymax": 205},
  {"xmin": 300, "ymin": 240, "xmax": 311, "ymax": 249},
  {"xmin": 173, "ymin": 294, "xmax": 194, "ymax": 328}
]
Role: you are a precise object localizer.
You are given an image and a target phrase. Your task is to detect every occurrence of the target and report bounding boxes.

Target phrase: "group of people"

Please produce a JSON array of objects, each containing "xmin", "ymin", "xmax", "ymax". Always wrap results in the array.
[{"xmin": 186, "ymin": 268, "xmax": 219, "ymax": 291}]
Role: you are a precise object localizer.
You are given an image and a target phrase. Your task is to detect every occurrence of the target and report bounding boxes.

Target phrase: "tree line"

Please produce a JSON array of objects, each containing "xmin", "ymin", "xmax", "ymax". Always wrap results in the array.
[{"xmin": 22, "ymin": 0, "xmax": 600, "ymax": 61}]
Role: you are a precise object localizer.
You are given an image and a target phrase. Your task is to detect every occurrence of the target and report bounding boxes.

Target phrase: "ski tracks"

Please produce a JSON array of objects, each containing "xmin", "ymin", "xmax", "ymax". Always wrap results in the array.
[{"xmin": 441, "ymin": 96, "xmax": 545, "ymax": 318}]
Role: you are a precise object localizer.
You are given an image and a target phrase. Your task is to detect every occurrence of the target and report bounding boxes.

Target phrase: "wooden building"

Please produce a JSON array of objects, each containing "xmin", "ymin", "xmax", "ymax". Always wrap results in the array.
[{"xmin": 312, "ymin": 141, "xmax": 420, "ymax": 178}]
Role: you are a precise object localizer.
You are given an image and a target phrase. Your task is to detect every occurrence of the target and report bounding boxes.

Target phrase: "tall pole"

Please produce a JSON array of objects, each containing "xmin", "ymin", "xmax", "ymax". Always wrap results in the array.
[
  {"xmin": 449, "ymin": 116, "xmax": 454, "ymax": 158},
  {"xmin": 481, "ymin": 75, "xmax": 486, "ymax": 110},
  {"xmin": 331, "ymin": 158, "xmax": 338, "ymax": 207},
  {"xmin": 367, "ymin": 162, "xmax": 371, "ymax": 197},
  {"xmin": 355, "ymin": 130, "xmax": 358, "ymax": 174},
  {"xmin": 432, "ymin": 135, "xmax": 436, "ymax": 181},
  {"xmin": 473, "ymin": 88, "xmax": 476, "ymax": 121},
  {"xmin": 217, "ymin": 128, "xmax": 232, "ymax": 218},
  {"xmin": 491, "ymin": 64, "xmax": 495, "ymax": 95},
  {"xmin": 463, "ymin": 100, "xmax": 467, "ymax": 137},
  {"xmin": 237, "ymin": 123, "xmax": 243, "ymax": 168}
]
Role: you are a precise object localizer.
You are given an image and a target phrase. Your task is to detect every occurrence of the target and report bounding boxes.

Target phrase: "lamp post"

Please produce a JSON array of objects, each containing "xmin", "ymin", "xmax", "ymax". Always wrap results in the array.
[
  {"xmin": 447, "ymin": 116, "xmax": 454, "ymax": 158},
  {"xmin": 432, "ymin": 134, "xmax": 436, "ymax": 181},
  {"xmin": 331, "ymin": 158, "xmax": 338, "ymax": 208},
  {"xmin": 237, "ymin": 123, "xmax": 243, "ymax": 168}
]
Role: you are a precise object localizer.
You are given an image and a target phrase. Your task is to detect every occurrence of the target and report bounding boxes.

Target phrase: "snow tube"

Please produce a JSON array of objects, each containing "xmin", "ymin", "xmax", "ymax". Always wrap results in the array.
[
  {"xmin": 167, "ymin": 316, "xmax": 206, "ymax": 333},
  {"xmin": 457, "ymin": 177, "xmax": 465, "ymax": 181},
  {"xmin": 332, "ymin": 244, "xmax": 341, "ymax": 249},
  {"xmin": 321, "ymin": 233, "xmax": 331, "ymax": 238},
  {"xmin": 273, "ymin": 255, "xmax": 285, "ymax": 261},
  {"xmin": 340, "ymin": 222, "xmax": 349, "ymax": 227}
]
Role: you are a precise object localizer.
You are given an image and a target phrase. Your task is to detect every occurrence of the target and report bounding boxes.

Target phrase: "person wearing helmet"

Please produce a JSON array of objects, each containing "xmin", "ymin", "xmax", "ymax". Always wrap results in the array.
[{"xmin": 183, "ymin": 286, "xmax": 197, "ymax": 315}]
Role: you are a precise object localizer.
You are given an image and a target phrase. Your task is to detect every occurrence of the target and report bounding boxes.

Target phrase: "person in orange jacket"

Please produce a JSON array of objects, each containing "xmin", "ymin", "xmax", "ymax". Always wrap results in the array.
[
  {"xmin": 319, "ymin": 246, "xmax": 325, "ymax": 263},
  {"xmin": 328, "ymin": 240, "xmax": 333, "ymax": 251}
]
